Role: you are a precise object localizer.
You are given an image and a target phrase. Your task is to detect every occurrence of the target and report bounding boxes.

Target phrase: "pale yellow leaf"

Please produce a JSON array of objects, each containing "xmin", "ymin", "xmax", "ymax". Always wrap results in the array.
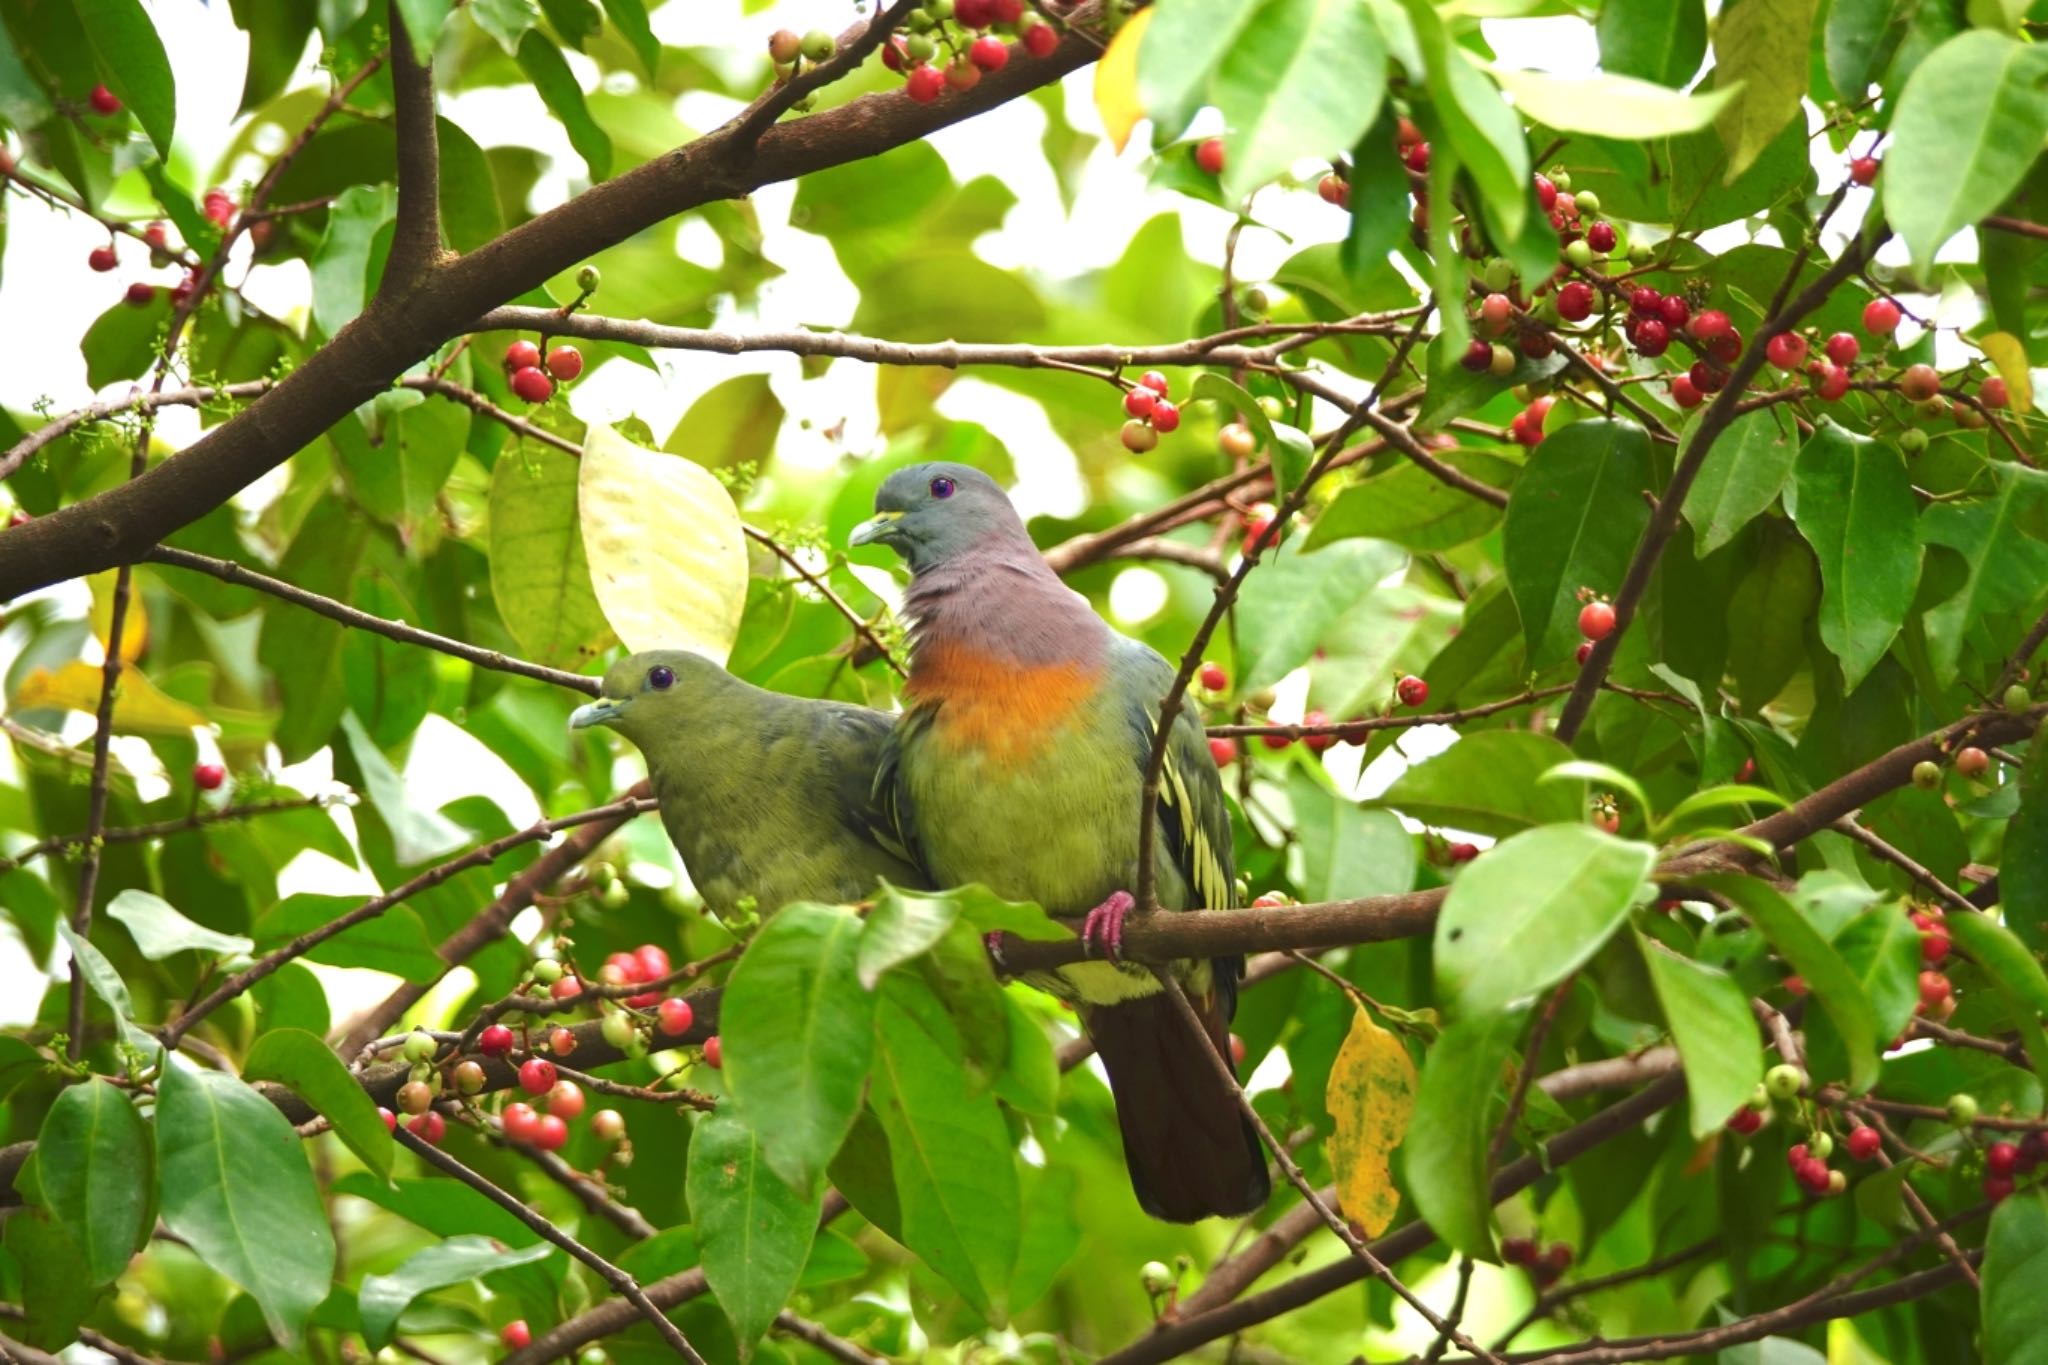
[
  {"xmin": 1325, "ymin": 1004, "xmax": 1418, "ymax": 1237},
  {"xmin": 579, "ymin": 425, "xmax": 748, "ymax": 663},
  {"xmin": 13, "ymin": 660, "xmax": 209, "ymax": 735},
  {"xmin": 87, "ymin": 570, "xmax": 148, "ymax": 663},
  {"xmin": 1979, "ymin": 331, "xmax": 2035, "ymax": 415},
  {"xmin": 1094, "ymin": 8, "xmax": 1152, "ymax": 155},
  {"xmin": 1492, "ymin": 68, "xmax": 1736, "ymax": 139}
]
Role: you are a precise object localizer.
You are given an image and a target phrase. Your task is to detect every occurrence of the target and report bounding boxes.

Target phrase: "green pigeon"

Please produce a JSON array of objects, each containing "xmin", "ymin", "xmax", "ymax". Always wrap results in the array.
[
  {"xmin": 570, "ymin": 650, "xmax": 924, "ymax": 924},
  {"xmin": 851, "ymin": 463, "xmax": 1269, "ymax": 1222}
]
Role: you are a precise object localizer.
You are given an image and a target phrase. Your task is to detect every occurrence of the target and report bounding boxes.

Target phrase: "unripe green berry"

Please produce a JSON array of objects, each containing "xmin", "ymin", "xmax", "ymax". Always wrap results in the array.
[
  {"xmin": 1488, "ymin": 344, "xmax": 1516, "ymax": 377},
  {"xmin": 601, "ymin": 1012, "xmax": 637, "ymax": 1050},
  {"xmin": 1899, "ymin": 427, "xmax": 1928, "ymax": 454},
  {"xmin": 1764, "ymin": 1064, "xmax": 1805, "ymax": 1101},
  {"xmin": 1140, "ymin": 1260, "xmax": 1174, "ymax": 1295},
  {"xmin": 624, "ymin": 1032, "xmax": 650, "ymax": 1060},
  {"xmin": 1257, "ymin": 396, "xmax": 1286, "ymax": 422},
  {"xmin": 1628, "ymin": 241, "xmax": 1653, "ymax": 266},
  {"xmin": 454, "ymin": 1060, "xmax": 487, "ymax": 1095},
  {"xmin": 1946, "ymin": 1092, "xmax": 1979, "ymax": 1127},
  {"xmin": 1551, "ymin": 170, "xmax": 1572, "ymax": 192},
  {"xmin": 600, "ymin": 879, "xmax": 630, "ymax": 909},
  {"xmin": 1564, "ymin": 239, "xmax": 1593, "ymax": 269},
  {"xmin": 905, "ymin": 9, "xmax": 934, "ymax": 30},
  {"xmin": 402, "ymin": 1030, "xmax": 437, "ymax": 1063},
  {"xmin": 576, "ymin": 265, "xmax": 601, "ymax": 293},
  {"xmin": 410, "ymin": 1062, "xmax": 437, "ymax": 1086},
  {"xmin": 904, "ymin": 32, "xmax": 935, "ymax": 60},
  {"xmin": 1481, "ymin": 258, "xmax": 1514, "ymax": 293},
  {"xmin": 2006, "ymin": 683, "xmax": 2032, "ymax": 712},
  {"xmin": 1746, "ymin": 1084, "xmax": 1771, "ymax": 1112},
  {"xmin": 1808, "ymin": 1131, "xmax": 1834, "ymax": 1160},
  {"xmin": 532, "ymin": 959, "xmax": 564, "ymax": 986},
  {"xmin": 924, "ymin": 0, "xmax": 953, "ymax": 15},
  {"xmin": 1573, "ymin": 190, "xmax": 1601, "ymax": 215},
  {"xmin": 800, "ymin": 29, "xmax": 836, "ymax": 62},
  {"xmin": 1911, "ymin": 759, "xmax": 1942, "ymax": 790}
]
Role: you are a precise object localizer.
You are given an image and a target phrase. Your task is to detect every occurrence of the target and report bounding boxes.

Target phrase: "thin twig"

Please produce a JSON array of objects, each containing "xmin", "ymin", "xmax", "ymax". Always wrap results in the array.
[
  {"xmin": 1830, "ymin": 815, "xmax": 1978, "ymax": 915},
  {"xmin": 743, "ymin": 525, "xmax": 905, "ymax": 677},
  {"xmin": 0, "ymin": 794, "xmax": 329, "ymax": 875}
]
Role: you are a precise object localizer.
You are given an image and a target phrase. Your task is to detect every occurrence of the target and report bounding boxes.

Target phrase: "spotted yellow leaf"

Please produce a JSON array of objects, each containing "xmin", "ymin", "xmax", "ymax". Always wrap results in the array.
[
  {"xmin": 1979, "ymin": 330, "xmax": 2034, "ymax": 415},
  {"xmin": 1094, "ymin": 8, "xmax": 1153, "ymax": 154},
  {"xmin": 579, "ymin": 424, "xmax": 748, "ymax": 664},
  {"xmin": 1325, "ymin": 1004, "xmax": 1417, "ymax": 1237},
  {"xmin": 13, "ymin": 660, "xmax": 208, "ymax": 735}
]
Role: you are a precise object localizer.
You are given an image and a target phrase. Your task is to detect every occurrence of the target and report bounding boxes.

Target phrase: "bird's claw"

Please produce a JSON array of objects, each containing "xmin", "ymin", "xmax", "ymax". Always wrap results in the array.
[{"xmin": 1081, "ymin": 890, "xmax": 1135, "ymax": 964}]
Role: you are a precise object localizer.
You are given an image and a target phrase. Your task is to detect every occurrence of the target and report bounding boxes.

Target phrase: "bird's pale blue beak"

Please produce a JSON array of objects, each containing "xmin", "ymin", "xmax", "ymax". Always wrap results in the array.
[
  {"xmin": 848, "ymin": 510, "xmax": 903, "ymax": 548},
  {"xmin": 569, "ymin": 698, "xmax": 626, "ymax": 730}
]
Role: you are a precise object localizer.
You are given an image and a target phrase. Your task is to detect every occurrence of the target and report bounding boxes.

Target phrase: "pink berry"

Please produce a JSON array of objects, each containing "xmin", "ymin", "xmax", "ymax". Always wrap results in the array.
[
  {"xmin": 505, "ymin": 339, "xmax": 541, "ymax": 371},
  {"xmin": 378, "ymin": 1107, "xmax": 397, "ymax": 1132},
  {"xmin": 1396, "ymin": 675, "xmax": 1428, "ymax": 708},
  {"xmin": 1765, "ymin": 333, "xmax": 1808, "ymax": 370},
  {"xmin": 503, "ymin": 1322, "xmax": 533, "ymax": 1349},
  {"xmin": 503, "ymin": 1101, "xmax": 542, "ymax": 1143},
  {"xmin": 1020, "ymin": 21, "xmax": 1058, "ymax": 57},
  {"xmin": 969, "ymin": 35, "xmax": 1008, "ymax": 72},
  {"xmin": 1149, "ymin": 400, "xmax": 1181, "ymax": 434},
  {"xmin": 549, "ymin": 1026, "xmax": 577, "ymax": 1055},
  {"xmin": 1199, "ymin": 662, "xmax": 1228, "ymax": 692},
  {"xmin": 905, "ymin": 64, "xmax": 944, "ymax": 103},
  {"xmin": 88, "ymin": 84, "xmax": 120, "ymax": 115},
  {"xmin": 518, "ymin": 1057, "xmax": 557, "ymax": 1095},
  {"xmin": 1824, "ymin": 332, "xmax": 1860, "ymax": 366},
  {"xmin": 657, "ymin": 996, "xmax": 695, "ymax": 1036},
  {"xmin": 407, "ymin": 1111, "xmax": 445, "ymax": 1145},
  {"xmin": 193, "ymin": 762, "xmax": 226, "ymax": 791},
  {"xmin": 1981, "ymin": 376, "xmax": 2010, "ymax": 410},
  {"xmin": 1140, "ymin": 370, "xmax": 1171, "ymax": 395},
  {"xmin": 1671, "ymin": 374, "xmax": 1702, "ymax": 409},
  {"xmin": 1123, "ymin": 386, "xmax": 1157, "ymax": 419},
  {"xmin": 546, "ymin": 1080, "xmax": 585, "ymax": 1119},
  {"xmin": 1533, "ymin": 174, "xmax": 1556, "ymax": 211},
  {"xmin": 88, "ymin": 246, "xmax": 117, "ymax": 273},
  {"xmin": 546, "ymin": 345, "xmax": 583, "ymax": 381},
  {"xmin": 1863, "ymin": 298, "xmax": 1901, "ymax": 336},
  {"xmin": 1448, "ymin": 842, "xmax": 1479, "ymax": 864},
  {"xmin": 703, "ymin": 1035, "xmax": 723, "ymax": 1068},
  {"xmin": 533, "ymin": 1113, "xmax": 569, "ymax": 1151},
  {"xmin": 510, "ymin": 366, "xmax": 553, "ymax": 402},
  {"xmin": 1900, "ymin": 363, "xmax": 1941, "ymax": 402},
  {"xmin": 1318, "ymin": 174, "xmax": 1349, "ymax": 207},
  {"xmin": 479, "ymin": 1024, "xmax": 515, "ymax": 1057},
  {"xmin": 592, "ymin": 1109, "xmax": 626, "ymax": 1142},
  {"xmin": 1208, "ymin": 737, "xmax": 1238, "ymax": 767},
  {"xmin": 1195, "ymin": 138, "xmax": 1225, "ymax": 176}
]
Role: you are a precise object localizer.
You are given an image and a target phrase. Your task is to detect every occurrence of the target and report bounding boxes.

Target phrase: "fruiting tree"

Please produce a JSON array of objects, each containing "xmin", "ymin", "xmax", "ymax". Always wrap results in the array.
[{"xmin": 3, "ymin": 0, "xmax": 2048, "ymax": 1360}]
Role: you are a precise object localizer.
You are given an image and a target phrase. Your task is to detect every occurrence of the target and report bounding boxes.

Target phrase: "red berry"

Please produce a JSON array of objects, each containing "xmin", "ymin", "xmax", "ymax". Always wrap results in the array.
[
  {"xmin": 969, "ymin": 35, "xmax": 1008, "ymax": 72},
  {"xmin": 1195, "ymin": 138, "xmax": 1225, "ymax": 176},
  {"xmin": 945, "ymin": 59, "xmax": 981, "ymax": 91},
  {"xmin": 1396, "ymin": 675, "xmax": 1428, "ymax": 708},
  {"xmin": 1243, "ymin": 512, "xmax": 1278, "ymax": 554},
  {"xmin": 905, "ymin": 64, "xmax": 944, "ymax": 102},
  {"xmin": 1629, "ymin": 287, "xmax": 1661, "ymax": 316},
  {"xmin": 479, "ymin": 1024, "xmax": 515, "ymax": 1057},
  {"xmin": 1318, "ymin": 174, "xmax": 1349, "ymax": 207},
  {"xmin": 546, "ymin": 1080, "xmax": 585, "ymax": 1119},
  {"xmin": 378, "ymin": 1107, "xmax": 397, "ymax": 1132},
  {"xmin": 88, "ymin": 246, "xmax": 117, "ymax": 273},
  {"xmin": 1847, "ymin": 1126, "xmax": 1882, "ymax": 1160},
  {"xmin": 549, "ymin": 975, "xmax": 582, "ymax": 1002},
  {"xmin": 1403, "ymin": 142, "xmax": 1429, "ymax": 174},
  {"xmin": 1585, "ymin": 222, "xmax": 1616, "ymax": 253},
  {"xmin": 1123, "ymin": 386, "xmax": 1157, "ymax": 419},
  {"xmin": 1956, "ymin": 746, "xmax": 1991, "ymax": 778},
  {"xmin": 518, "ymin": 1057, "xmax": 557, "ymax": 1095},
  {"xmin": 88, "ymin": 84, "xmax": 120, "ymax": 115},
  {"xmin": 1557, "ymin": 281, "xmax": 1593, "ymax": 322},
  {"xmin": 1302, "ymin": 710, "xmax": 1335, "ymax": 754},
  {"xmin": 1726, "ymin": 1107, "xmax": 1763, "ymax": 1135},
  {"xmin": 1706, "ymin": 330, "xmax": 1742, "ymax": 364},
  {"xmin": 1199, "ymin": 662, "xmax": 1228, "ymax": 692},
  {"xmin": 1396, "ymin": 117, "xmax": 1424, "ymax": 149},
  {"xmin": 1261, "ymin": 729, "xmax": 1292, "ymax": 751},
  {"xmin": 1824, "ymin": 332, "xmax": 1860, "ymax": 366},
  {"xmin": 1785, "ymin": 974, "xmax": 1808, "ymax": 995},
  {"xmin": 1766, "ymin": 333, "xmax": 1808, "ymax": 370},
  {"xmin": 1659, "ymin": 295, "xmax": 1690, "ymax": 330},
  {"xmin": 1020, "ymin": 20, "xmax": 1059, "ymax": 57},
  {"xmin": 703, "ymin": 1035, "xmax": 723, "ymax": 1068},
  {"xmin": 1448, "ymin": 842, "xmax": 1479, "ymax": 864},
  {"xmin": 1815, "ymin": 364, "xmax": 1851, "ymax": 401},
  {"xmin": 548, "ymin": 1026, "xmax": 576, "ymax": 1055},
  {"xmin": 634, "ymin": 943, "xmax": 670, "ymax": 980},
  {"xmin": 1555, "ymin": 192, "xmax": 1578, "ymax": 222},
  {"xmin": 503, "ymin": 1322, "xmax": 533, "ymax": 1349},
  {"xmin": 1919, "ymin": 970, "xmax": 1952, "ymax": 1011},
  {"xmin": 1479, "ymin": 292, "xmax": 1513, "ymax": 335},
  {"xmin": 1863, "ymin": 298, "xmax": 1901, "ymax": 336},
  {"xmin": 546, "ymin": 345, "xmax": 583, "ymax": 381},
  {"xmin": 658, "ymin": 996, "xmax": 695, "ymax": 1036},
  {"xmin": 510, "ymin": 366, "xmax": 553, "ymax": 402},
  {"xmin": 1900, "ymin": 363, "xmax": 1941, "ymax": 402},
  {"xmin": 124, "ymin": 281, "xmax": 155, "ymax": 306},
  {"xmin": 1501, "ymin": 1236, "xmax": 1537, "ymax": 1266},
  {"xmin": 1671, "ymin": 374, "xmax": 1702, "ymax": 409},
  {"xmin": 407, "ymin": 1111, "xmax": 445, "ymax": 1145},
  {"xmin": 880, "ymin": 36, "xmax": 907, "ymax": 71},
  {"xmin": 1208, "ymin": 737, "xmax": 1238, "ymax": 767},
  {"xmin": 991, "ymin": 0, "xmax": 1023, "ymax": 22},
  {"xmin": 1149, "ymin": 400, "xmax": 1181, "ymax": 434},
  {"xmin": 1228, "ymin": 1033, "xmax": 1246, "ymax": 1066},
  {"xmin": 1797, "ymin": 1158, "xmax": 1831, "ymax": 1192},
  {"xmin": 1988, "ymin": 1141, "xmax": 2021, "ymax": 1176},
  {"xmin": 1922, "ymin": 929, "xmax": 1951, "ymax": 965},
  {"xmin": 1788, "ymin": 1142, "xmax": 1810, "ymax": 1167},
  {"xmin": 1849, "ymin": 156, "xmax": 1879, "ymax": 186},
  {"xmin": 954, "ymin": 0, "xmax": 994, "ymax": 24},
  {"xmin": 1461, "ymin": 339, "xmax": 1494, "ymax": 373},
  {"xmin": 1576, "ymin": 641, "xmax": 1593, "ymax": 664},
  {"xmin": 1691, "ymin": 309, "xmax": 1733, "ymax": 343},
  {"xmin": 1140, "ymin": 370, "xmax": 1170, "ymax": 395},
  {"xmin": 1578, "ymin": 600, "xmax": 1616, "ymax": 641},
  {"xmin": 533, "ymin": 1113, "xmax": 569, "ymax": 1151},
  {"xmin": 1634, "ymin": 318, "xmax": 1669, "ymax": 357},
  {"xmin": 502, "ymin": 1102, "xmax": 542, "ymax": 1143},
  {"xmin": 1986, "ymin": 1174, "xmax": 2016, "ymax": 1203},
  {"xmin": 1981, "ymin": 376, "xmax": 2010, "ymax": 410},
  {"xmin": 1533, "ymin": 173, "xmax": 1556, "ymax": 211},
  {"xmin": 1544, "ymin": 1243, "xmax": 1573, "ymax": 1273},
  {"xmin": 2021, "ymin": 1131, "xmax": 2048, "ymax": 1170},
  {"xmin": 504, "ymin": 339, "xmax": 541, "ymax": 371},
  {"xmin": 1690, "ymin": 361, "xmax": 1728, "ymax": 395},
  {"xmin": 193, "ymin": 762, "xmax": 226, "ymax": 790}
]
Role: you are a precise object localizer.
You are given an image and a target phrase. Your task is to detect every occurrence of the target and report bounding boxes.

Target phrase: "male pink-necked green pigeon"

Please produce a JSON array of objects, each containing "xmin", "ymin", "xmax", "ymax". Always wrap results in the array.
[
  {"xmin": 571, "ymin": 650, "xmax": 924, "ymax": 925},
  {"xmin": 851, "ymin": 463, "xmax": 1269, "ymax": 1222}
]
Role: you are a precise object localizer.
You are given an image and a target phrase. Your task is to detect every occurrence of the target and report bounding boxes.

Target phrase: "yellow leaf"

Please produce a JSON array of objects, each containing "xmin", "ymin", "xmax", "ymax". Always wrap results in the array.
[
  {"xmin": 1094, "ymin": 8, "xmax": 1152, "ymax": 155},
  {"xmin": 1325, "ymin": 1005, "xmax": 1418, "ymax": 1237},
  {"xmin": 87, "ymin": 571, "xmax": 147, "ymax": 663},
  {"xmin": 1979, "ymin": 331, "xmax": 2034, "ymax": 415},
  {"xmin": 579, "ymin": 424, "xmax": 749, "ymax": 663},
  {"xmin": 13, "ymin": 661, "xmax": 209, "ymax": 735}
]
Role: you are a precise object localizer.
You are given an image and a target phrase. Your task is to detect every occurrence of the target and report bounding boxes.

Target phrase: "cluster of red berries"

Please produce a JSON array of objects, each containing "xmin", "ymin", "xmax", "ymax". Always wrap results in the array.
[
  {"xmin": 853, "ymin": 0, "xmax": 1058, "ymax": 106},
  {"xmin": 503, "ymin": 338, "xmax": 583, "ymax": 404},
  {"xmin": 1573, "ymin": 596, "xmax": 1615, "ymax": 663},
  {"xmin": 1120, "ymin": 371, "xmax": 1180, "ymax": 453},
  {"xmin": 1912, "ymin": 907, "xmax": 1956, "ymax": 1020},
  {"xmin": 1500, "ymin": 1237, "xmax": 1573, "ymax": 1286}
]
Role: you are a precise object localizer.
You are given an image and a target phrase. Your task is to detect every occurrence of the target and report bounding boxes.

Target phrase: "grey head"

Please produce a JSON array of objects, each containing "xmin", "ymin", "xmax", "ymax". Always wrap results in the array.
[{"xmin": 847, "ymin": 462, "xmax": 1027, "ymax": 571}]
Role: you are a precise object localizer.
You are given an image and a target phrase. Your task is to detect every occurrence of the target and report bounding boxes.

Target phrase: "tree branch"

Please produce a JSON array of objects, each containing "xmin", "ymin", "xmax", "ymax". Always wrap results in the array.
[
  {"xmin": 0, "ymin": 794, "xmax": 328, "ymax": 876},
  {"xmin": 385, "ymin": 0, "xmax": 444, "ymax": 284}
]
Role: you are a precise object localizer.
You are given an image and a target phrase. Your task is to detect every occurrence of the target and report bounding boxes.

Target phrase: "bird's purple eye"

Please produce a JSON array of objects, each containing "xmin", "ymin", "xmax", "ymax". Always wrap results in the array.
[
  {"xmin": 648, "ymin": 665, "xmax": 675, "ymax": 690},
  {"xmin": 929, "ymin": 476, "xmax": 955, "ymax": 499}
]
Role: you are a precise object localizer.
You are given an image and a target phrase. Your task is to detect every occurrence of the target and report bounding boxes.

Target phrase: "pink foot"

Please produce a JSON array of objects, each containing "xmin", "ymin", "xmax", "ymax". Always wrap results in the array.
[
  {"xmin": 983, "ymin": 931, "xmax": 1009, "ymax": 973},
  {"xmin": 1081, "ymin": 890, "xmax": 1135, "ymax": 963}
]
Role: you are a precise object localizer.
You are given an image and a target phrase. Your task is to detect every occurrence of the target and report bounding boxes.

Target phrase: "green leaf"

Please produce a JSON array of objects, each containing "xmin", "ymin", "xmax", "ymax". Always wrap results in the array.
[
  {"xmin": 870, "ymin": 970, "xmax": 1019, "ymax": 1323},
  {"xmin": 1920, "ymin": 465, "xmax": 2048, "ymax": 686},
  {"xmin": 340, "ymin": 713, "xmax": 470, "ymax": 866},
  {"xmin": 157, "ymin": 1060, "xmax": 336, "ymax": 1349},
  {"xmin": 1287, "ymin": 768, "xmax": 1417, "ymax": 904},
  {"xmin": 722, "ymin": 903, "xmax": 874, "ymax": 1196},
  {"xmin": 1213, "ymin": 0, "xmax": 1386, "ymax": 200},
  {"xmin": 488, "ymin": 446, "xmax": 617, "ymax": 672},
  {"xmin": 1945, "ymin": 913, "xmax": 2048, "ymax": 1095},
  {"xmin": 686, "ymin": 1110, "xmax": 820, "ymax": 1355},
  {"xmin": 1596, "ymin": 0, "xmax": 1706, "ymax": 87},
  {"xmin": 516, "ymin": 31, "xmax": 610, "ymax": 180},
  {"xmin": 1491, "ymin": 68, "xmax": 1731, "ymax": 138},
  {"xmin": 1826, "ymin": 0, "xmax": 1915, "ymax": 98},
  {"xmin": 227, "ymin": 0, "xmax": 316, "ymax": 113},
  {"xmin": 1406, "ymin": 1008, "xmax": 1524, "ymax": 1258},
  {"xmin": 310, "ymin": 183, "xmax": 396, "ymax": 339},
  {"xmin": 1983, "ymin": 1189, "xmax": 2048, "ymax": 1365},
  {"xmin": 1711, "ymin": 0, "xmax": 1819, "ymax": 182},
  {"xmin": 1543, "ymin": 760, "xmax": 1650, "ymax": 829},
  {"xmin": 1829, "ymin": 904, "xmax": 1922, "ymax": 1045},
  {"xmin": 253, "ymin": 893, "xmax": 445, "ymax": 981},
  {"xmin": 1136, "ymin": 0, "xmax": 1256, "ymax": 135},
  {"xmin": 35, "ymin": 1079, "xmax": 152, "ymax": 1285},
  {"xmin": 1375, "ymin": 730, "xmax": 1584, "ymax": 838},
  {"xmin": 1402, "ymin": 0, "xmax": 1527, "ymax": 241},
  {"xmin": 0, "ymin": 1035, "xmax": 47, "ymax": 1102},
  {"xmin": 244, "ymin": 1028, "xmax": 395, "ymax": 1182},
  {"xmin": 1417, "ymin": 335, "xmax": 1568, "ymax": 432},
  {"xmin": 2007, "ymin": 729, "xmax": 2048, "ymax": 952},
  {"xmin": 1435, "ymin": 824, "xmax": 1656, "ymax": 1018},
  {"xmin": 599, "ymin": 0, "xmax": 659, "ymax": 76},
  {"xmin": 1500, "ymin": 419, "xmax": 1653, "ymax": 666},
  {"xmin": 1237, "ymin": 538, "xmax": 1408, "ymax": 692},
  {"xmin": 1884, "ymin": 30, "xmax": 2048, "ymax": 274},
  {"xmin": 2, "ymin": 1210, "xmax": 103, "ymax": 1350},
  {"xmin": 393, "ymin": 0, "xmax": 452, "ymax": 46},
  {"xmin": 938, "ymin": 883, "xmax": 1071, "ymax": 942},
  {"xmin": 106, "ymin": 888, "xmax": 253, "ymax": 960},
  {"xmin": 471, "ymin": 0, "xmax": 539, "ymax": 50},
  {"xmin": 260, "ymin": 497, "xmax": 369, "ymax": 762},
  {"xmin": 1695, "ymin": 875, "xmax": 1880, "ymax": 1091},
  {"xmin": 663, "ymin": 374, "xmax": 784, "ymax": 471},
  {"xmin": 81, "ymin": 291, "xmax": 170, "ymax": 390},
  {"xmin": 1308, "ymin": 451, "xmax": 1516, "ymax": 553},
  {"xmin": 990, "ymin": 992, "xmax": 1059, "ymax": 1119},
  {"xmin": 75, "ymin": 0, "xmax": 176, "ymax": 159},
  {"xmin": 859, "ymin": 888, "xmax": 962, "ymax": 990},
  {"xmin": 1638, "ymin": 936, "xmax": 1762, "ymax": 1137},
  {"xmin": 1727, "ymin": 519, "xmax": 1818, "ymax": 710},
  {"xmin": 1681, "ymin": 409, "xmax": 1798, "ymax": 557},
  {"xmin": 56, "ymin": 922, "xmax": 153, "ymax": 1049},
  {"xmin": 358, "ymin": 1236, "xmax": 554, "ymax": 1350},
  {"xmin": 1789, "ymin": 421, "xmax": 1920, "ymax": 691}
]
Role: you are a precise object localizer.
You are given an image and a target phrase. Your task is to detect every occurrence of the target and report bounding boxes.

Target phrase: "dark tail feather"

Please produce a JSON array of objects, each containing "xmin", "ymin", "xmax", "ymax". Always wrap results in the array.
[{"xmin": 1084, "ymin": 991, "xmax": 1271, "ymax": 1222}]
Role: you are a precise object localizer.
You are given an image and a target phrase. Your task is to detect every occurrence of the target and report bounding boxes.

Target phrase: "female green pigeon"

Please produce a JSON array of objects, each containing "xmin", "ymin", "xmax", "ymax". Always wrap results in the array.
[
  {"xmin": 570, "ymin": 650, "xmax": 924, "ymax": 925},
  {"xmin": 851, "ymin": 463, "xmax": 1269, "ymax": 1222}
]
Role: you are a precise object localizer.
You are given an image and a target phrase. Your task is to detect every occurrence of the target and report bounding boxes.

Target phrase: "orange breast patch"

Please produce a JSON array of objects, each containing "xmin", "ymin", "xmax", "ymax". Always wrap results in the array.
[{"xmin": 907, "ymin": 641, "xmax": 1100, "ymax": 761}]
